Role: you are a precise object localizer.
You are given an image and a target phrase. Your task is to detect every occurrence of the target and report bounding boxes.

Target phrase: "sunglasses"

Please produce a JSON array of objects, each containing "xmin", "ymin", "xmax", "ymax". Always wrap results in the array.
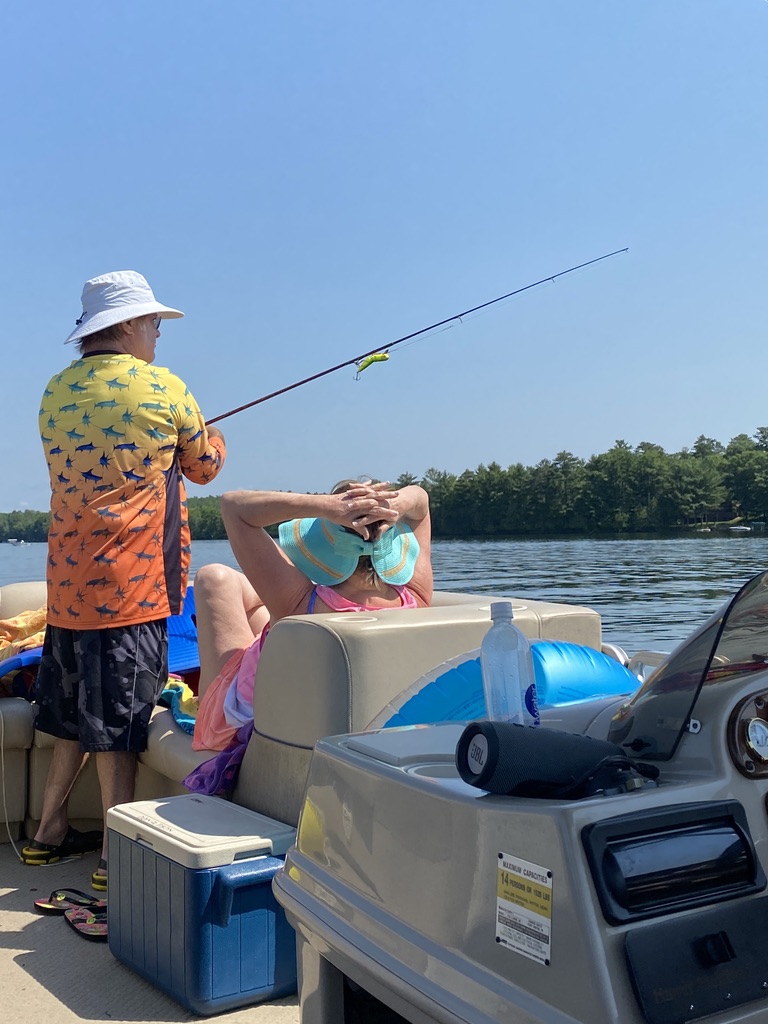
[{"xmin": 151, "ymin": 316, "xmax": 162, "ymax": 330}]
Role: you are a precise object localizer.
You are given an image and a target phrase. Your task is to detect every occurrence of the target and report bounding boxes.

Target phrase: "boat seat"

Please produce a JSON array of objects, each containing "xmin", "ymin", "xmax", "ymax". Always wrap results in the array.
[
  {"xmin": 1, "ymin": 577, "xmax": 603, "ymax": 839},
  {"xmin": 0, "ymin": 582, "xmax": 48, "ymax": 841},
  {"xmin": 134, "ymin": 705, "xmax": 217, "ymax": 802},
  {"xmin": 0, "ymin": 698, "xmax": 35, "ymax": 841},
  {"xmin": 0, "ymin": 581, "xmax": 47, "ymax": 618},
  {"xmin": 232, "ymin": 595, "xmax": 602, "ymax": 827}
]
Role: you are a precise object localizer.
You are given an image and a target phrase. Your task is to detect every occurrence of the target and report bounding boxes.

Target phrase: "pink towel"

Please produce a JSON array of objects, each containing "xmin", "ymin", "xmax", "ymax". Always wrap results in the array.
[{"xmin": 193, "ymin": 629, "xmax": 267, "ymax": 751}]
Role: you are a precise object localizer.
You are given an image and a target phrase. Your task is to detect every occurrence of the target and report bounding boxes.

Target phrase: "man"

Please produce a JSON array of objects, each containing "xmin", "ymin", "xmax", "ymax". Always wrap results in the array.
[{"xmin": 23, "ymin": 270, "xmax": 226, "ymax": 889}]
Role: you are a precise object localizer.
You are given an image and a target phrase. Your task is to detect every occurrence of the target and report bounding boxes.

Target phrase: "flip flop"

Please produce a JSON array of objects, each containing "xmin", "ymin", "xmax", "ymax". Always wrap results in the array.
[
  {"xmin": 64, "ymin": 905, "xmax": 108, "ymax": 942},
  {"xmin": 34, "ymin": 887, "xmax": 107, "ymax": 915},
  {"xmin": 91, "ymin": 858, "xmax": 107, "ymax": 892},
  {"xmin": 21, "ymin": 826, "xmax": 104, "ymax": 866}
]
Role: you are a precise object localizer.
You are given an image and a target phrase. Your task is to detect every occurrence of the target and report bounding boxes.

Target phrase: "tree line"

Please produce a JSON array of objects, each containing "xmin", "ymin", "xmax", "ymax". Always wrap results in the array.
[
  {"xmin": 4, "ymin": 430, "xmax": 768, "ymax": 543},
  {"xmin": 411, "ymin": 430, "xmax": 768, "ymax": 536}
]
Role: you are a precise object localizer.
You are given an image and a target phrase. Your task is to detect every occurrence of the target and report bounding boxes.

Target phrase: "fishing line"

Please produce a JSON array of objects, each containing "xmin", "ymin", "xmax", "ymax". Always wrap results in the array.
[
  {"xmin": 380, "ymin": 278, "xmax": 555, "ymax": 363},
  {"xmin": 208, "ymin": 247, "xmax": 628, "ymax": 424}
]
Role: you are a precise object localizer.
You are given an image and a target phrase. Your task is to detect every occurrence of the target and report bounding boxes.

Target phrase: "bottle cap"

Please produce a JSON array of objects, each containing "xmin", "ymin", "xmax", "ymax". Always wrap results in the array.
[{"xmin": 490, "ymin": 600, "xmax": 513, "ymax": 621}]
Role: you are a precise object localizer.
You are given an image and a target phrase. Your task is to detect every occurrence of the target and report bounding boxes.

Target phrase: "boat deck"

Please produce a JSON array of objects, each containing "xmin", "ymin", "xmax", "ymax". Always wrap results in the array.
[{"xmin": 0, "ymin": 842, "xmax": 299, "ymax": 1024}]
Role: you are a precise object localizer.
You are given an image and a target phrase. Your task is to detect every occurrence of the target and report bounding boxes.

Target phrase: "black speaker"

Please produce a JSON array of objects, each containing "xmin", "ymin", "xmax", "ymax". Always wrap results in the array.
[{"xmin": 455, "ymin": 720, "xmax": 649, "ymax": 799}]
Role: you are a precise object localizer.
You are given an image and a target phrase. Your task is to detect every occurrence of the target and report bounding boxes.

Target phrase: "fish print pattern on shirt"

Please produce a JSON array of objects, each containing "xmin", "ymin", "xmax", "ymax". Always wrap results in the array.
[{"xmin": 40, "ymin": 353, "xmax": 225, "ymax": 629}]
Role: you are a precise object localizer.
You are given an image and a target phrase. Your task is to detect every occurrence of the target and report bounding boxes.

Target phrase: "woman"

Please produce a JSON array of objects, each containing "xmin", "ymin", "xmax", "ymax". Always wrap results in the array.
[{"xmin": 191, "ymin": 479, "xmax": 432, "ymax": 756}]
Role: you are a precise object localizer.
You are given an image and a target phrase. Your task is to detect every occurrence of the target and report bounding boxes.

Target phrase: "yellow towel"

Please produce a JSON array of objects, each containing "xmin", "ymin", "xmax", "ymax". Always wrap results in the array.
[
  {"xmin": 0, "ymin": 605, "xmax": 47, "ymax": 661},
  {"xmin": 164, "ymin": 678, "xmax": 199, "ymax": 718}
]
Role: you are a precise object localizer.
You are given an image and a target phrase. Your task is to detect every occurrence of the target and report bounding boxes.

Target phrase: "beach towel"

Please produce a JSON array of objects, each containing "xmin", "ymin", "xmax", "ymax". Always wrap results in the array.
[
  {"xmin": 158, "ymin": 677, "xmax": 199, "ymax": 735},
  {"xmin": 0, "ymin": 605, "xmax": 47, "ymax": 660}
]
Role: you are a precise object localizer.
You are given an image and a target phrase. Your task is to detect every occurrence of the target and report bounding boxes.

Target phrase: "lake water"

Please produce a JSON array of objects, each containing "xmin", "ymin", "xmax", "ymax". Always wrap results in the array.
[{"xmin": 4, "ymin": 534, "xmax": 768, "ymax": 654}]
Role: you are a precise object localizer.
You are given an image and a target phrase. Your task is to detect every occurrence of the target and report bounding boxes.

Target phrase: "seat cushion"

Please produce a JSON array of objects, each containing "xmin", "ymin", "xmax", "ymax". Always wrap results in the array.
[
  {"xmin": 0, "ymin": 697, "xmax": 36, "ymax": 748},
  {"xmin": 139, "ymin": 706, "xmax": 217, "ymax": 784}
]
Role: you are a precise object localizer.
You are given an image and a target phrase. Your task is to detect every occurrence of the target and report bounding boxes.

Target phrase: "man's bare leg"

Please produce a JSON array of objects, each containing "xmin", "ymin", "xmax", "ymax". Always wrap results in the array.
[
  {"xmin": 95, "ymin": 750, "xmax": 137, "ymax": 862},
  {"xmin": 32, "ymin": 737, "xmax": 88, "ymax": 845}
]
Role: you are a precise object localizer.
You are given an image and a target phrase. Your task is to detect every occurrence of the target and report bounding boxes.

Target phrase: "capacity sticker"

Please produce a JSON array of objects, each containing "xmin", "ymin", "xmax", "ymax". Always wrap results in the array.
[{"xmin": 496, "ymin": 852, "xmax": 552, "ymax": 966}]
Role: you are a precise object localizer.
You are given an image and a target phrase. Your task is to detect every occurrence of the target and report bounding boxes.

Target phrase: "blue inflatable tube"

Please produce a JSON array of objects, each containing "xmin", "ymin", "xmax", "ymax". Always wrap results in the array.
[
  {"xmin": 371, "ymin": 640, "xmax": 637, "ymax": 730},
  {"xmin": 531, "ymin": 640, "xmax": 636, "ymax": 705}
]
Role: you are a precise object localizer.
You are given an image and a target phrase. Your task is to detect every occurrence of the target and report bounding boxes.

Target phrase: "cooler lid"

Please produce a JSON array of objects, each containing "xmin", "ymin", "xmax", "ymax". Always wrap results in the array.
[{"xmin": 107, "ymin": 794, "xmax": 296, "ymax": 869}]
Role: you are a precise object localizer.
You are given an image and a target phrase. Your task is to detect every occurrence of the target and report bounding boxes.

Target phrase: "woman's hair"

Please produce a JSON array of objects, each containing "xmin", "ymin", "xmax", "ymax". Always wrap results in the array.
[
  {"xmin": 331, "ymin": 476, "xmax": 386, "ymax": 590},
  {"xmin": 331, "ymin": 476, "xmax": 379, "ymax": 493}
]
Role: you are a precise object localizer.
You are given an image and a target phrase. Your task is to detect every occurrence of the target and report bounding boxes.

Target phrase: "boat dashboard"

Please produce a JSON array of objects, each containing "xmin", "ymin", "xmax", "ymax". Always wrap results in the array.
[
  {"xmin": 608, "ymin": 567, "xmax": 768, "ymax": 774},
  {"xmin": 275, "ymin": 569, "xmax": 768, "ymax": 1024}
]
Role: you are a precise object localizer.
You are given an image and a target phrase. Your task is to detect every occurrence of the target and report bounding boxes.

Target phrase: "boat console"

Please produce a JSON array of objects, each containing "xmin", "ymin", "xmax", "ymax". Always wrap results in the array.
[{"xmin": 274, "ymin": 570, "xmax": 768, "ymax": 1024}]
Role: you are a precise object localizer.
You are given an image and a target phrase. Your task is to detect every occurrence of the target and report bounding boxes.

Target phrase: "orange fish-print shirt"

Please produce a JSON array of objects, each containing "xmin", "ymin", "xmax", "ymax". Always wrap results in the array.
[{"xmin": 39, "ymin": 353, "xmax": 226, "ymax": 629}]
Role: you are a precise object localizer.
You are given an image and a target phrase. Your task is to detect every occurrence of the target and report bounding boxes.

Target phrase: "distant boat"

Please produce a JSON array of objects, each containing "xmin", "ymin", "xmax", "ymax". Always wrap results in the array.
[
  {"xmin": 5, "ymin": 538, "xmax": 26, "ymax": 545},
  {"xmin": 730, "ymin": 525, "xmax": 752, "ymax": 533},
  {"xmin": 695, "ymin": 527, "xmax": 711, "ymax": 533}
]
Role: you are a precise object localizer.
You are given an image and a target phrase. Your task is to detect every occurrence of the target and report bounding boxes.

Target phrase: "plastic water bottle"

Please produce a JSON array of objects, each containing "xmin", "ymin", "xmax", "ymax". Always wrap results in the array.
[{"xmin": 480, "ymin": 601, "xmax": 540, "ymax": 726}]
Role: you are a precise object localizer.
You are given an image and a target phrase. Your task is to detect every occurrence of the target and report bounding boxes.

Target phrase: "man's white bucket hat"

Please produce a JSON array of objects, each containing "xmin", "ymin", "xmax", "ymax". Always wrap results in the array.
[{"xmin": 64, "ymin": 270, "xmax": 184, "ymax": 344}]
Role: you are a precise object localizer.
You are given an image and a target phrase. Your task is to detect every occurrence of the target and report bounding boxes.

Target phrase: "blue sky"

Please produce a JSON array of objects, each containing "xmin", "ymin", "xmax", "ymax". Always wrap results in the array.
[{"xmin": 2, "ymin": 0, "xmax": 767, "ymax": 513}]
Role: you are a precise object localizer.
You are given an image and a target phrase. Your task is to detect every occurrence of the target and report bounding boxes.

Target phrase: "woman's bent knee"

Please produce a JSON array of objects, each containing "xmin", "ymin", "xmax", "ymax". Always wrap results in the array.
[{"xmin": 194, "ymin": 563, "xmax": 238, "ymax": 595}]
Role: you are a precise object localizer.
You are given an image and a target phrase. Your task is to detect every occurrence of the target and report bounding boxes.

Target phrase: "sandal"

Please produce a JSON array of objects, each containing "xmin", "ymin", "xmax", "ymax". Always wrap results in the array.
[
  {"xmin": 64, "ymin": 904, "xmax": 108, "ymax": 942},
  {"xmin": 34, "ymin": 887, "xmax": 107, "ymax": 915},
  {"xmin": 21, "ymin": 826, "xmax": 103, "ymax": 866},
  {"xmin": 91, "ymin": 858, "xmax": 108, "ymax": 892}
]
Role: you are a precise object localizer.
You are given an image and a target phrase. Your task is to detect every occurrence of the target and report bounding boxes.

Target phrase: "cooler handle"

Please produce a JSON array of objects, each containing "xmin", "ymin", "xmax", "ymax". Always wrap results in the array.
[{"xmin": 211, "ymin": 855, "xmax": 285, "ymax": 926}]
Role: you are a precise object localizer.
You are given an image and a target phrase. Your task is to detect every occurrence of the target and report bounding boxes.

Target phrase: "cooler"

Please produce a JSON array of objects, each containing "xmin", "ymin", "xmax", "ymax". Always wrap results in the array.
[{"xmin": 107, "ymin": 794, "xmax": 297, "ymax": 1015}]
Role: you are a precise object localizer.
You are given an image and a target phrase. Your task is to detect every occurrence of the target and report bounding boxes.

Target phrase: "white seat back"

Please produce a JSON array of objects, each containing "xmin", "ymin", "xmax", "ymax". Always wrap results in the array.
[{"xmin": 233, "ymin": 596, "xmax": 601, "ymax": 825}]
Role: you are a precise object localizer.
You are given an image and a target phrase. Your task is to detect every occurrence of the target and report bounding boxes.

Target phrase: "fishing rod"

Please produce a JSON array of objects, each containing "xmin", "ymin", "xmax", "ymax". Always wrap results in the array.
[{"xmin": 208, "ymin": 246, "xmax": 628, "ymax": 424}]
